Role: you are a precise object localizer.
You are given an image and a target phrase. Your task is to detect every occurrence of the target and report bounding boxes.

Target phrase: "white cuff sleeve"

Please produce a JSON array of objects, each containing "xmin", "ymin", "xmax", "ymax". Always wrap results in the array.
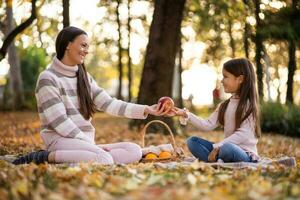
[
  {"xmin": 179, "ymin": 116, "xmax": 188, "ymax": 125},
  {"xmin": 179, "ymin": 109, "xmax": 190, "ymax": 125},
  {"xmin": 213, "ymin": 143, "xmax": 222, "ymax": 148}
]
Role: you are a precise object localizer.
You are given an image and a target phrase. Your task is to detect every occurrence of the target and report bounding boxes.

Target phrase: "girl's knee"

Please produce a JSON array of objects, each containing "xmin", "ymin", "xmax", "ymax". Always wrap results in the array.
[
  {"xmin": 186, "ymin": 136, "xmax": 202, "ymax": 151},
  {"xmin": 218, "ymin": 143, "xmax": 235, "ymax": 161},
  {"xmin": 219, "ymin": 143, "xmax": 234, "ymax": 153},
  {"xmin": 186, "ymin": 136, "xmax": 197, "ymax": 146}
]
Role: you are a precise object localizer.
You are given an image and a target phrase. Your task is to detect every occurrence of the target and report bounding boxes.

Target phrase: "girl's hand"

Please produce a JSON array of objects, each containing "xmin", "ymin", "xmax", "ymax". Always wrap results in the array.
[
  {"xmin": 208, "ymin": 147, "xmax": 220, "ymax": 162},
  {"xmin": 172, "ymin": 107, "xmax": 189, "ymax": 118}
]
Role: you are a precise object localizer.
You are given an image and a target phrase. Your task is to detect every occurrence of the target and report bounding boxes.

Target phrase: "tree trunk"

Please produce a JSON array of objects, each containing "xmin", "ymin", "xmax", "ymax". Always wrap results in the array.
[
  {"xmin": 262, "ymin": 46, "xmax": 271, "ymax": 101},
  {"xmin": 5, "ymin": 0, "xmax": 24, "ymax": 110},
  {"xmin": 243, "ymin": 0, "xmax": 250, "ymax": 58},
  {"xmin": 177, "ymin": 31, "xmax": 183, "ymax": 109},
  {"xmin": 131, "ymin": 0, "xmax": 186, "ymax": 133},
  {"xmin": 228, "ymin": 18, "xmax": 235, "ymax": 58},
  {"xmin": 127, "ymin": 0, "xmax": 132, "ymax": 102},
  {"xmin": 254, "ymin": 0, "xmax": 264, "ymax": 99},
  {"xmin": 286, "ymin": 0, "xmax": 298, "ymax": 104},
  {"xmin": 62, "ymin": 0, "xmax": 70, "ymax": 28},
  {"xmin": 276, "ymin": 66, "xmax": 281, "ymax": 102},
  {"xmin": 116, "ymin": 0, "xmax": 123, "ymax": 100},
  {"xmin": 243, "ymin": 22, "xmax": 250, "ymax": 58},
  {"xmin": 286, "ymin": 40, "xmax": 296, "ymax": 104}
]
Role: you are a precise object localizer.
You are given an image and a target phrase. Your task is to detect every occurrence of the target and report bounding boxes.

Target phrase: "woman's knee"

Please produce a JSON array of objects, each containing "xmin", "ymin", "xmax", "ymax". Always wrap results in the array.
[
  {"xmin": 124, "ymin": 142, "xmax": 142, "ymax": 161},
  {"xmin": 108, "ymin": 142, "xmax": 142, "ymax": 164},
  {"xmin": 95, "ymin": 152, "xmax": 114, "ymax": 165}
]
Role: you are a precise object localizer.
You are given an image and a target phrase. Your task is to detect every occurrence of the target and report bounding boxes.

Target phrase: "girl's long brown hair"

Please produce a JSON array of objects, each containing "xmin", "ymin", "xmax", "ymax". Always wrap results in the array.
[
  {"xmin": 56, "ymin": 26, "xmax": 96, "ymax": 120},
  {"xmin": 217, "ymin": 58, "xmax": 261, "ymax": 138}
]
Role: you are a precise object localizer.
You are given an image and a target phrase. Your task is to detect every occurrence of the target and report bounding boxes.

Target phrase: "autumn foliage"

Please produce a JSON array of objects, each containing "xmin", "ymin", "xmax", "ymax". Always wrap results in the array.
[{"xmin": 0, "ymin": 112, "xmax": 300, "ymax": 200}]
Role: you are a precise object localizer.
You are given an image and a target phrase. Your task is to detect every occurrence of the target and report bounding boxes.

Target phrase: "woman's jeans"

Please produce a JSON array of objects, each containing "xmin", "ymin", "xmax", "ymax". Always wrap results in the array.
[{"xmin": 186, "ymin": 136, "xmax": 252, "ymax": 162}]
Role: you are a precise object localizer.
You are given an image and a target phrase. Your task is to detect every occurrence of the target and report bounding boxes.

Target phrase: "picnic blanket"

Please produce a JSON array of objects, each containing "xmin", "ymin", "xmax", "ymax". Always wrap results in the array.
[
  {"xmin": 0, "ymin": 155, "xmax": 296, "ymax": 170},
  {"xmin": 153, "ymin": 156, "xmax": 297, "ymax": 170}
]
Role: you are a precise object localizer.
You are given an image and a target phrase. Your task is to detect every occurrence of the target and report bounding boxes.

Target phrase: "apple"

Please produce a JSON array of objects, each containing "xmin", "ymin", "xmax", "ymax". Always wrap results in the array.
[{"xmin": 158, "ymin": 96, "xmax": 174, "ymax": 113}]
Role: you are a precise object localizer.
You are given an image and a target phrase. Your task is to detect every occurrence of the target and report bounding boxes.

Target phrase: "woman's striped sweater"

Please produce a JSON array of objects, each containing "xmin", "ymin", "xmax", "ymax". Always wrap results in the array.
[{"xmin": 36, "ymin": 57, "xmax": 147, "ymax": 148}]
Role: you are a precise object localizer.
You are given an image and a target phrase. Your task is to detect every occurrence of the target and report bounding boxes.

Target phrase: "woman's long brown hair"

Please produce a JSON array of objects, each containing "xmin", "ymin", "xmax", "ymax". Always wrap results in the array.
[
  {"xmin": 217, "ymin": 58, "xmax": 261, "ymax": 138},
  {"xmin": 56, "ymin": 26, "xmax": 96, "ymax": 120}
]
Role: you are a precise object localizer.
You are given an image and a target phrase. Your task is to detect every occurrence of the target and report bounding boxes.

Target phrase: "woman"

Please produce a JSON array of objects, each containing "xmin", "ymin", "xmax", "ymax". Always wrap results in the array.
[{"xmin": 13, "ymin": 26, "xmax": 164, "ymax": 165}]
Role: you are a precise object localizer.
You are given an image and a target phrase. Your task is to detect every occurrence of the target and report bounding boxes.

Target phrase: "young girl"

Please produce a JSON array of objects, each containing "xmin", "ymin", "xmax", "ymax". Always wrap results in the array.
[
  {"xmin": 13, "ymin": 26, "xmax": 164, "ymax": 165},
  {"xmin": 173, "ymin": 58, "xmax": 261, "ymax": 163}
]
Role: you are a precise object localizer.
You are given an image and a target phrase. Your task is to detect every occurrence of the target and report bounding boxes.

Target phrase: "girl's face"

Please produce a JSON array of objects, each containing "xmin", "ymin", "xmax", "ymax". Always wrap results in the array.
[
  {"xmin": 221, "ymin": 68, "xmax": 244, "ymax": 94},
  {"xmin": 65, "ymin": 34, "xmax": 89, "ymax": 65}
]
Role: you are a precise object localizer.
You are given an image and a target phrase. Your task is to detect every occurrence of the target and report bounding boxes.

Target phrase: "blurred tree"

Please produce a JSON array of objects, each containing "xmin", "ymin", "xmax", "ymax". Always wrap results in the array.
[
  {"xmin": 260, "ymin": 1, "xmax": 300, "ymax": 104},
  {"xmin": 3, "ymin": 0, "xmax": 24, "ymax": 110},
  {"xmin": 92, "ymin": 1, "xmax": 121, "ymax": 92},
  {"xmin": 243, "ymin": 0, "xmax": 251, "ymax": 58},
  {"xmin": 286, "ymin": 0, "xmax": 299, "ymax": 104},
  {"xmin": 188, "ymin": 0, "xmax": 247, "ymax": 67},
  {"xmin": 287, "ymin": 39, "xmax": 296, "ymax": 104},
  {"xmin": 127, "ymin": 0, "xmax": 132, "ymax": 102},
  {"xmin": 254, "ymin": 0, "xmax": 264, "ymax": 99},
  {"xmin": 63, "ymin": 0, "xmax": 70, "ymax": 28},
  {"xmin": 94, "ymin": 0, "xmax": 152, "ymax": 102},
  {"xmin": 116, "ymin": 0, "xmax": 124, "ymax": 100},
  {"xmin": 19, "ymin": 45, "xmax": 47, "ymax": 109},
  {"xmin": 0, "ymin": 0, "xmax": 37, "ymax": 61},
  {"xmin": 99, "ymin": 0, "xmax": 125, "ymax": 100},
  {"xmin": 35, "ymin": 0, "xmax": 59, "ymax": 50},
  {"xmin": 176, "ymin": 30, "xmax": 184, "ymax": 108},
  {"xmin": 132, "ymin": 0, "xmax": 186, "ymax": 132}
]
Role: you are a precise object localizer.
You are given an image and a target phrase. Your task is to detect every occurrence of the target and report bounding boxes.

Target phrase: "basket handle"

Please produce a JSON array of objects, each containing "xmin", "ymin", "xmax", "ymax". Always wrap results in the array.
[{"xmin": 141, "ymin": 120, "xmax": 177, "ymax": 149}]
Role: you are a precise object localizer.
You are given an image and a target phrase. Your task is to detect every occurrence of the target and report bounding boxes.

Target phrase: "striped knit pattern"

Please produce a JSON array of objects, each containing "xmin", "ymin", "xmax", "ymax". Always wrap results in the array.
[{"xmin": 36, "ymin": 57, "xmax": 147, "ymax": 148}]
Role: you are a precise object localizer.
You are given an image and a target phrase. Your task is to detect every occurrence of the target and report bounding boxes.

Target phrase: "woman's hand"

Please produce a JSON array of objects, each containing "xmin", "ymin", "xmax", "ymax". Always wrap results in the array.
[
  {"xmin": 208, "ymin": 147, "xmax": 220, "ymax": 162},
  {"xmin": 144, "ymin": 104, "xmax": 166, "ymax": 116},
  {"xmin": 144, "ymin": 105, "xmax": 189, "ymax": 118},
  {"xmin": 152, "ymin": 107, "xmax": 189, "ymax": 118}
]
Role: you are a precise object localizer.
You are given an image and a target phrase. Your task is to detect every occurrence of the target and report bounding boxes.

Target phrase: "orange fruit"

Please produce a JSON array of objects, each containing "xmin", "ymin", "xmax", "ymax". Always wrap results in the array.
[
  {"xmin": 159, "ymin": 151, "xmax": 172, "ymax": 159},
  {"xmin": 145, "ymin": 153, "xmax": 158, "ymax": 160}
]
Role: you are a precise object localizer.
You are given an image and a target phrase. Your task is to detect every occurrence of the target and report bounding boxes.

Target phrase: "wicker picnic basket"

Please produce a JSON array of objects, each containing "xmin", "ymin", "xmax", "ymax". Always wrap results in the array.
[{"xmin": 140, "ymin": 120, "xmax": 185, "ymax": 163}]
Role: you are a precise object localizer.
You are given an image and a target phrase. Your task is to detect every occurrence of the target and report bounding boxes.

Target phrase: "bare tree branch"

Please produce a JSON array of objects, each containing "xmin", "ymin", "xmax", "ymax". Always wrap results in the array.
[{"xmin": 0, "ymin": 0, "xmax": 37, "ymax": 61}]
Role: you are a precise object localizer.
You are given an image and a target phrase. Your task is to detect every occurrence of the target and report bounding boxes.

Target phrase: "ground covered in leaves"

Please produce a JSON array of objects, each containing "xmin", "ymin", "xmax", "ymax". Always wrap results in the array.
[{"xmin": 0, "ymin": 112, "xmax": 299, "ymax": 200}]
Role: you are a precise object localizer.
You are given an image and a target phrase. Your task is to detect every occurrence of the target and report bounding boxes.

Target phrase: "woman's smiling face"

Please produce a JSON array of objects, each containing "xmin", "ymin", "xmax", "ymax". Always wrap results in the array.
[{"xmin": 65, "ymin": 34, "xmax": 89, "ymax": 65}]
